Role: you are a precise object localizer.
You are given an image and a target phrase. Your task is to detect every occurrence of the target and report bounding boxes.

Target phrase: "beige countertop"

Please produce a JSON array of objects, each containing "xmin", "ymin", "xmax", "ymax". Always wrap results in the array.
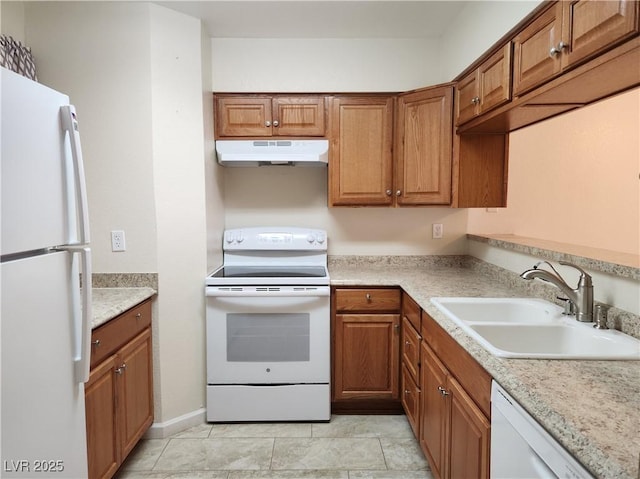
[
  {"xmin": 329, "ymin": 256, "xmax": 640, "ymax": 479},
  {"xmin": 91, "ymin": 287, "xmax": 156, "ymax": 329}
]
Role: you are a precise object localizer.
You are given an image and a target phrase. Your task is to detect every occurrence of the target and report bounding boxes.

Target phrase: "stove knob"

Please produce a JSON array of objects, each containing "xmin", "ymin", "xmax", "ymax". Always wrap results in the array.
[
  {"xmin": 306, "ymin": 234, "xmax": 316, "ymax": 244},
  {"xmin": 225, "ymin": 232, "xmax": 234, "ymax": 244},
  {"xmin": 235, "ymin": 232, "xmax": 244, "ymax": 243},
  {"xmin": 315, "ymin": 233, "xmax": 326, "ymax": 244}
]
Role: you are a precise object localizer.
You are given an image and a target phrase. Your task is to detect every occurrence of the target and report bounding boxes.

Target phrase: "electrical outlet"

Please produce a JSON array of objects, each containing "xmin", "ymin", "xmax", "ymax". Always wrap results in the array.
[
  {"xmin": 111, "ymin": 230, "xmax": 126, "ymax": 252},
  {"xmin": 432, "ymin": 223, "xmax": 443, "ymax": 239}
]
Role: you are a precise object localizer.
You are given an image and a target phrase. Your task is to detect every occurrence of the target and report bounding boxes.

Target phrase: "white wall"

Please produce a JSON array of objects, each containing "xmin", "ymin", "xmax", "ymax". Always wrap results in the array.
[
  {"xmin": 212, "ymin": 38, "xmax": 443, "ymax": 92},
  {"xmin": 1, "ymin": 1, "xmax": 25, "ymax": 41},
  {"xmin": 203, "ymin": 32, "xmax": 225, "ymax": 272},
  {"xmin": 23, "ymin": 1, "xmax": 158, "ymax": 272},
  {"xmin": 149, "ymin": 3, "xmax": 208, "ymax": 423},
  {"xmin": 440, "ymin": 1, "xmax": 541, "ymax": 80}
]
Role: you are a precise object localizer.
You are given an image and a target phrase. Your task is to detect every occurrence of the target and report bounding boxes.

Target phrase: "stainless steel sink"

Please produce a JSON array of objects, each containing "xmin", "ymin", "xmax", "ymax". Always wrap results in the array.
[{"xmin": 430, "ymin": 297, "xmax": 640, "ymax": 360}]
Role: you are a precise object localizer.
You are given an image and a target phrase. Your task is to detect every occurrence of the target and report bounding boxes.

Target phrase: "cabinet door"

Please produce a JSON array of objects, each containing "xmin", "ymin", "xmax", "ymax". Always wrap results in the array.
[
  {"xmin": 563, "ymin": 0, "xmax": 639, "ymax": 67},
  {"xmin": 395, "ymin": 85, "xmax": 452, "ymax": 205},
  {"xmin": 329, "ymin": 96, "xmax": 394, "ymax": 206},
  {"xmin": 117, "ymin": 328, "xmax": 154, "ymax": 460},
  {"xmin": 85, "ymin": 356, "xmax": 119, "ymax": 479},
  {"xmin": 215, "ymin": 96, "xmax": 273, "ymax": 137},
  {"xmin": 401, "ymin": 364, "xmax": 421, "ymax": 438},
  {"xmin": 448, "ymin": 377, "xmax": 490, "ymax": 479},
  {"xmin": 478, "ymin": 43, "xmax": 512, "ymax": 114},
  {"xmin": 401, "ymin": 316, "xmax": 421, "ymax": 381},
  {"xmin": 455, "ymin": 72, "xmax": 478, "ymax": 125},
  {"xmin": 513, "ymin": 3, "xmax": 564, "ymax": 96},
  {"xmin": 273, "ymin": 96, "xmax": 326, "ymax": 136},
  {"xmin": 420, "ymin": 342, "xmax": 448, "ymax": 479},
  {"xmin": 334, "ymin": 314, "xmax": 400, "ymax": 400}
]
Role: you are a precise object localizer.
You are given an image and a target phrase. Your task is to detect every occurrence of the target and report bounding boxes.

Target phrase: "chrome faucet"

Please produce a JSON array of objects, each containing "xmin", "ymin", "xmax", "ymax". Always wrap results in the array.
[{"xmin": 520, "ymin": 261, "xmax": 594, "ymax": 322}]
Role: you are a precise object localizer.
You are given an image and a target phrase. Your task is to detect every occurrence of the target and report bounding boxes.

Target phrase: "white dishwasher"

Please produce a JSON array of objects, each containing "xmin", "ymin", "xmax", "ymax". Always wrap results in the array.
[{"xmin": 491, "ymin": 381, "xmax": 594, "ymax": 479}]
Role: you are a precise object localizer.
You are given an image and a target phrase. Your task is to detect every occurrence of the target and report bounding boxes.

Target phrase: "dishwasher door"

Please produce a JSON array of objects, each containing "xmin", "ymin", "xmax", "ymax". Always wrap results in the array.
[{"xmin": 490, "ymin": 381, "xmax": 593, "ymax": 479}]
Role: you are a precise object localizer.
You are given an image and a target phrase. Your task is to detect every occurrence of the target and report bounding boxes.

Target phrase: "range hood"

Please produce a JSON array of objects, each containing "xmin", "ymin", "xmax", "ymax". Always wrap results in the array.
[{"xmin": 216, "ymin": 139, "xmax": 329, "ymax": 167}]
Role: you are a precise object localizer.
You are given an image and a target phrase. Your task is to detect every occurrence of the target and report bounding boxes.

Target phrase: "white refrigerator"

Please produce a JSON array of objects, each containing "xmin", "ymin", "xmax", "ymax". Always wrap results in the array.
[{"xmin": 1, "ymin": 67, "xmax": 92, "ymax": 478}]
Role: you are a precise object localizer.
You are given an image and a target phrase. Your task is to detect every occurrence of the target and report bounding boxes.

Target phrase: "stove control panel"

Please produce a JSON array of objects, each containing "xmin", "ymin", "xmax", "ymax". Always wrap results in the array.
[{"xmin": 223, "ymin": 227, "xmax": 328, "ymax": 250}]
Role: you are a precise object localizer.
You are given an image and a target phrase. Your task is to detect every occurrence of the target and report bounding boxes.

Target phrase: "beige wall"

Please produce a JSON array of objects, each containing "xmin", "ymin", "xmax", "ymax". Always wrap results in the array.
[
  {"xmin": 467, "ymin": 88, "xmax": 640, "ymax": 257},
  {"xmin": 149, "ymin": 3, "xmax": 208, "ymax": 423},
  {"xmin": 212, "ymin": 36, "xmax": 468, "ymax": 255},
  {"xmin": 211, "ymin": 3, "xmax": 541, "ymax": 256},
  {"xmin": 23, "ymin": 1, "xmax": 158, "ymax": 272},
  {"xmin": 19, "ymin": 1, "xmax": 211, "ymax": 426}
]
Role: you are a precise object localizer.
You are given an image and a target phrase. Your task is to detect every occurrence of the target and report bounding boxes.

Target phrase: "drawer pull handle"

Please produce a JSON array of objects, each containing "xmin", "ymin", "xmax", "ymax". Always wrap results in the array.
[
  {"xmin": 438, "ymin": 386, "xmax": 449, "ymax": 397},
  {"xmin": 92, "ymin": 339, "xmax": 100, "ymax": 347},
  {"xmin": 365, "ymin": 293, "xmax": 372, "ymax": 301}
]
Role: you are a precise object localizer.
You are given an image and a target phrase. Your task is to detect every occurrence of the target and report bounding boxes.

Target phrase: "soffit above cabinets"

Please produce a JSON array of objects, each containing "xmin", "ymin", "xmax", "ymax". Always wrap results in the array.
[{"xmin": 155, "ymin": 1, "xmax": 469, "ymax": 38}]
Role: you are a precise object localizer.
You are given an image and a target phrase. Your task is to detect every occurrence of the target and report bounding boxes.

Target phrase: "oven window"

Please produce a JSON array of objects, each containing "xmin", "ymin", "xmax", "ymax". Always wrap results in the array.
[{"xmin": 226, "ymin": 313, "xmax": 310, "ymax": 362}]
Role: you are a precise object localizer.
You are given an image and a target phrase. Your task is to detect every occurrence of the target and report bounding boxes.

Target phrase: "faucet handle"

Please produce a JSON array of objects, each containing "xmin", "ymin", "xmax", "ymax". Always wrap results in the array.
[
  {"xmin": 556, "ymin": 296, "xmax": 576, "ymax": 316},
  {"xmin": 558, "ymin": 261, "xmax": 592, "ymax": 282}
]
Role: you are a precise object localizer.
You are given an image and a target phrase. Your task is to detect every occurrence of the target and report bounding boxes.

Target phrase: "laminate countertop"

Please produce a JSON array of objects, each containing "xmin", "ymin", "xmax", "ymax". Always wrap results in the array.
[
  {"xmin": 91, "ymin": 287, "xmax": 156, "ymax": 329},
  {"xmin": 329, "ymin": 257, "xmax": 640, "ymax": 479}
]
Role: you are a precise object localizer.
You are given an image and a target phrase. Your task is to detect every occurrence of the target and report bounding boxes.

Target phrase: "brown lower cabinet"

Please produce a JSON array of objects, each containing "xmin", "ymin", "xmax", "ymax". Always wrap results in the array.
[
  {"xmin": 332, "ymin": 288, "xmax": 402, "ymax": 412},
  {"xmin": 85, "ymin": 300, "xmax": 154, "ymax": 479},
  {"xmin": 419, "ymin": 311, "xmax": 491, "ymax": 479}
]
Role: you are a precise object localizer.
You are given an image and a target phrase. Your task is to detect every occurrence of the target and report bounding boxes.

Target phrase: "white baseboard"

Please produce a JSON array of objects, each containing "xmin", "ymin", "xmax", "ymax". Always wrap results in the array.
[{"xmin": 144, "ymin": 407, "xmax": 207, "ymax": 439}]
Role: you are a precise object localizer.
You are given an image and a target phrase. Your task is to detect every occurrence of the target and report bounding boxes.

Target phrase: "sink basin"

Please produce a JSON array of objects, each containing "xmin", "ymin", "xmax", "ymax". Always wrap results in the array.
[{"xmin": 430, "ymin": 297, "xmax": 640, "ymax": 360}]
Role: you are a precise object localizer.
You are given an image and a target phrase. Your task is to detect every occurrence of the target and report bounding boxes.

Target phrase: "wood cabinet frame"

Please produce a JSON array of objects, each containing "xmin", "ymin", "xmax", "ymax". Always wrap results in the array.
[
  {"xmin": 331, "ymin": 287, "xmax": 403, "ymax": 413},
  {"xmin": 85, "ymin": 300, "xmax": 154, "ymax": 479}
]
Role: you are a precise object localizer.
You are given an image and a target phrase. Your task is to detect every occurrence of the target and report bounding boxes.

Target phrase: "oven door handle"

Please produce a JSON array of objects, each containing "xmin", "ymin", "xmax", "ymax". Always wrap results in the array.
[{"xmin": 206, "ymin": 286, "xmax": 330, "ymax": 297}]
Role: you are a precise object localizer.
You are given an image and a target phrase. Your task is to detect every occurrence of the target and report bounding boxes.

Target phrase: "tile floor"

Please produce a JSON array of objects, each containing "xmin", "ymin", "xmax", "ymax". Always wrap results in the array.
[{"xmin": 116, "ymin": 415, "xmax": 434, "ymax": 479}]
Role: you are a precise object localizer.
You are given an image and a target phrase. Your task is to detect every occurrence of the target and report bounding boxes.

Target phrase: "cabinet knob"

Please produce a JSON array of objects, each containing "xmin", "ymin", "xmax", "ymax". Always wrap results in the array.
[
  {"xmin": 365, "ymin": 293, "xmax": 372, "ymax": 301},
  {"xmin": 438, "ymin": 386, "xmax": 449, "ymax": 397},
  {"xmin": 471, "ymin": 97, "xmax": 480, "ymax": 105},
  {"xmin": 92, "ymin": 339, "xmax": 100, "ymax": 347},
  {"xmin": 395, "ymin": 190, "xmax": 401, "ymax": 196},
  {"xmin": 273, "ymin": 120, "xmax": 279, "ymax": 127},
  {"xmin": 405, "ymin": 340, "xmax": 411, "ymax": 346},
  {"xmin": 549, "ymin": 42, "xmax": 567, "ymax": 57},
  {"xmin": 386, "ymin": 189, "xmax": 392, "ymax": 196},
  {"xmin": 265, "ymin": 121, "xmax": 272, "ymax": 127},
  {"xmin": 136, "ymin": 313, "xmax": 142, "ymax": 320},
  {"xmin": 404, "ymin": 389, "xmax": 411, "ymax": 395},
  {"xmin": 115, "ymin": 363, "xmax": 127, "ymax": 375}
]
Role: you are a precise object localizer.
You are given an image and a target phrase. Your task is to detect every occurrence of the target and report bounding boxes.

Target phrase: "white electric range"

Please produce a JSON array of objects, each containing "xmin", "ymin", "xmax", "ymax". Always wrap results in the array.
[{"xmin": 205, "ymin": 227, "xmax": 330, "ymax": 422}]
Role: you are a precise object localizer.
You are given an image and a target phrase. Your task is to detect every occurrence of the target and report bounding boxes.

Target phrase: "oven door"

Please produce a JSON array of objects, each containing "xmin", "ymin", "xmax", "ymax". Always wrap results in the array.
[{"xmin": 206, "ymin": 286, "xmax": 330, "ymax": 385}]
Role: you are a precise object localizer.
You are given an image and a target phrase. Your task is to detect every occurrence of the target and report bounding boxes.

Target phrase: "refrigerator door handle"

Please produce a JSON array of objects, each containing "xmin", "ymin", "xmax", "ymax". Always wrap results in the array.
[
  {"xmin": 56, "ymin": 246, "xmax": 93, "ymax": 383},
  {"xmin": 75, "ymin": 246, "xmax": 92, "ymax": 383},
  {"xmin": 61, "ymin": 105, "xmax": 91, "ymax": 245}
]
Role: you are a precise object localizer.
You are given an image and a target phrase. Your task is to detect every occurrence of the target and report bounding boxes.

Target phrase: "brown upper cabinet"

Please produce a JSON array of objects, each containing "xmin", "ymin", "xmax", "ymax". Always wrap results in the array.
[
  {"xmin": 456, "ymin": 44, "xmax": 512, "ymax": 125},
  {"xmin": 214, "ymin": 94, "xmax": 326, "ymax": 138},
  {"xmin": 395, "ymin": 85, "xmax": 453, "ymax": 206},
  {"xmin": 329, "ymin": 86, "xmax": 453, "ymax": 207},
  {"xmin": 513, "ymin": 0, "xmax": 639, "ymax": 96},
  {"xmin": 328, "ymin": 95, "xmax": 395, "ymax": 206}
]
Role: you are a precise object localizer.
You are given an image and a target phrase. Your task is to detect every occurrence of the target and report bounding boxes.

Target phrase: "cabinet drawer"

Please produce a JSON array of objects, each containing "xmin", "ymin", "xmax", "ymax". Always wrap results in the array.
[
  {"xmin": 91, "ymin": 300, "xmax": 152, "ymax": 368},
  {"xmin": 334, "ymin": 288, "xmax": 401, "ymax": 312},
  {"xmin": 401, "ymin": 364, "xmax": 421, "ymax": 438},
  {"xmin": 401, "ymin": 316, "xmax": 421, "ymax": 383},
  {"xmin": 402, "ymin": 293, "xmax": 421, "ymax": 331}
]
